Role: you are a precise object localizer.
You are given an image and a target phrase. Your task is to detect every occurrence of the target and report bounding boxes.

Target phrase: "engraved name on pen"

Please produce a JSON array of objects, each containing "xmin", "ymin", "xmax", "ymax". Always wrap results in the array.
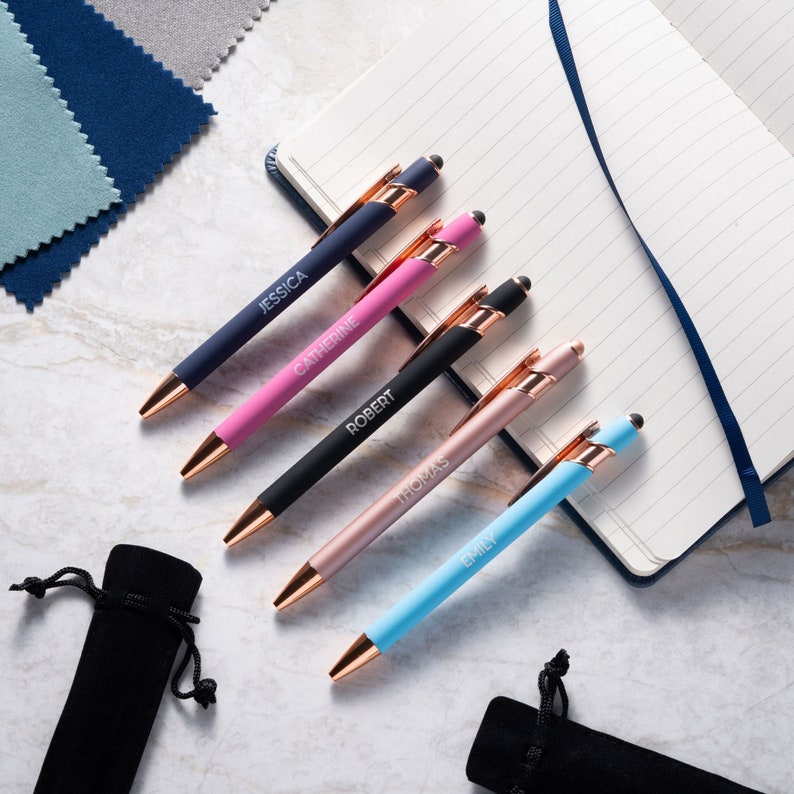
[
  {"xmin": 258, "ymin": 272, "xmax": 309, "ymax": 315},
  {"xmin": 460, "ymin": 532, "xmax": 497, "ymax": 568},
  {"xmin": 294, "ymin": 315, "xmax": 361, "ymax": 376},
  {"xmin": 345, "ymin": 389, "xmax": 395, "ymax": 435},
  {"xmin": 394, "ymin": 455, "xmax": 450, "ymax": 504}
]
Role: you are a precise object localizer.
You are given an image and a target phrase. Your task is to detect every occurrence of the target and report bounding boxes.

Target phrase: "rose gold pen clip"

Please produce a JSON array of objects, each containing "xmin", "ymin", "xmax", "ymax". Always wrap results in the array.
[
  {"xmin": 313, "ymin": 164, "xmax": 407, "ymax": 247},
  {"xmin": 398, "ymin": 284, "xmax": 492, "ymax": 370},
  {"xmin": 507, "ymin": 420, "xmax": 614, "ymax": 505},
  {"xmin": 354, "ymin": 218, "xmax": 447, "ymax": 301},
  {"xmin": 449, "ymin": 339, "xmax": 585, "ymax": 434},
  {"xmin": 448, "ymin": 348, "xmax": 542, "ymax": 433},
  {"xmin": 397, "ymin": 275, "xmax": 532, "ymax": 368}
]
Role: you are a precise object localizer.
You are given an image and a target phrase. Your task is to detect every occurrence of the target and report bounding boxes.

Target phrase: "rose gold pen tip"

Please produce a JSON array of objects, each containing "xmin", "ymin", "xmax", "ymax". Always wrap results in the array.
[
  {"xmin": 223, "ymin": 500, "xmax": 274, "ymax": 546},
  {"xmin": 139, "ymin": 371, "xmax": 189, "ymax": 418},
  {"xmin": 273, "ymin": 563, "xmax": 324, "ymax": 610},
  {"xmin": 180, "ymin": 432, "xmax": 230, "ymax": 479},
  {"xmin": 329, "ymin": 634, "xmax": 381, "ymax": 681},
  {"xmin": 570, "ymin": 339, "xmax": 585, "ymax": 357}
]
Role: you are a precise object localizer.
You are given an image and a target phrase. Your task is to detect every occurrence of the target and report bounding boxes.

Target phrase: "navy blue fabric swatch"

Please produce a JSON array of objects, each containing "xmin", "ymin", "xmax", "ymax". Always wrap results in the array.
[{"xmin": 2, "ymin": 0, "xmax": 215, "ymax": 309}]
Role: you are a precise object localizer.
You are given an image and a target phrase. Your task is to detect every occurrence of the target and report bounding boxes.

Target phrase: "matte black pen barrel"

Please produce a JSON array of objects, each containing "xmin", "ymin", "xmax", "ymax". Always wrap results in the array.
[
  {"xmin": 257, "ymin": 276, "xmax": 531, "ymax": 518},
  {"xmin": 257, "ymin": 325, "xmax": 480, "ymax": 516}
]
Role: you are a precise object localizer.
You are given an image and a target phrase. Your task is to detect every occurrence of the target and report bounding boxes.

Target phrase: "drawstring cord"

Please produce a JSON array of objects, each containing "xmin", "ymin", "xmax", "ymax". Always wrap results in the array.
[
  {"xmin": 504, "ymin": 648, "xmax": 570, "ymax": 794},
  {"xmin": 10, "ymin": 566, "xmax": 217, "ymax": 709}
]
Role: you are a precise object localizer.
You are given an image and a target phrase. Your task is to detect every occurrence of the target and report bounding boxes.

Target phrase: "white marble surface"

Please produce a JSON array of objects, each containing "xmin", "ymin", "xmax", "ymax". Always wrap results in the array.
[{"xmin": 2, "ymin": 2, "xmax": 793, "ymax": 792}]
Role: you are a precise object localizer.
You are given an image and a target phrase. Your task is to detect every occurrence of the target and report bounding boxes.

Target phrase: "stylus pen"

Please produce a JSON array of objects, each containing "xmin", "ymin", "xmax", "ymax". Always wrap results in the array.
[
  {"xmin": 223, "ymin": 276, "xmax": 532, "ymax": 547},
  {"xmin": 139, "ymin": 154, "xmax": 443, "ymax": 418},
  {"xmin": 329, "ymin": 413, "xmax": 644, "ymax": 680},
  {"xmin": 181, "ymin": 212, "xmax": 485, "ymax": 479},
  {"xmin": 274, "ymin": 340, "xmax": 584, "ymax": 609}
]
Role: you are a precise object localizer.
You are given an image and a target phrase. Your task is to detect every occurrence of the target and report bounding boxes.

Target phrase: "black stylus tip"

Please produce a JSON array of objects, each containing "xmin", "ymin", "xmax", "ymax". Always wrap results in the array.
[
  {"xmin": 517, "ymin": 275, "xmax": 532, "ymax": 291},
  {"xmin": 472, "ymin": 210, "xmax": 486, "ymax": 226},
  {"xmin": 428, "ymin": 154, "xmax": 444, "ymax": 170},
  {"xmin": 629, "ymin": 413, "xmax": 644, "ymax": 429}
]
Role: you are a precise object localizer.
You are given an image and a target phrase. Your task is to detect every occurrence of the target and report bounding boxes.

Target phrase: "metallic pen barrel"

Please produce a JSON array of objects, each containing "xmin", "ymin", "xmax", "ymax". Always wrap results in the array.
[
  {"xmin": 275, "ymin": 340, "xmax": 584, "ymax": 609},
  {"xmin": 329, "ymin": 414, "xmax": 643, "ymax": 679},
  {"xmin": 139, "ymin": 155, "xmax": 443, "ymax": 417}
]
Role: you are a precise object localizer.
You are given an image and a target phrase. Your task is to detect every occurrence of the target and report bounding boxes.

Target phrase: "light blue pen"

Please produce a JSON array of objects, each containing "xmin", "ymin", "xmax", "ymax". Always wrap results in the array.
[{"xmin": 329, "ymin": 413, "xmax": 643, "ymax": 680}]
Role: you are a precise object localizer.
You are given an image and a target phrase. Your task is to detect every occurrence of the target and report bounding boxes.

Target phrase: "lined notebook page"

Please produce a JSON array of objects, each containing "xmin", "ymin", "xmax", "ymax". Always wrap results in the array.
[
  {"xmin": 652, "ymin": 0, "xmax": 794, "ymax": 155},
  {"xmin": 277, "ymin": 0, "xmax": 794, "ymax": 576}
]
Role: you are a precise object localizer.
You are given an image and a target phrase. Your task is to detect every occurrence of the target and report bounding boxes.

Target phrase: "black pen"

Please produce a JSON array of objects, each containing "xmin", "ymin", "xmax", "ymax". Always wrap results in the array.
[
  {"xmin": 223, "ymin": 276, "xmax": 531, "ymax": 546},
  {"xmin": 139, "ymin": 155, "xmax": 443, "ymax": 418}
]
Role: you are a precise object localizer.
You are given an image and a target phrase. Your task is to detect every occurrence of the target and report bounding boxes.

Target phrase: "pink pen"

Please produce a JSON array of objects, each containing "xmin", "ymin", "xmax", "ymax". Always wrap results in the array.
[
  {"xmin": 273, "ymin": 340, "xmax": 584, "ymax": 609},
  {"xmin": 181, "ymin": 211, "xmax": 486, "ymax": 478}
]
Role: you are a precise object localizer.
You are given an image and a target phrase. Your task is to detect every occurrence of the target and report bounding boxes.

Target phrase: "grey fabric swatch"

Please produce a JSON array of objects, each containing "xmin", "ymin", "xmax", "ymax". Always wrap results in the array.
[{"xmin": 90, "ymin": 0, "xmax": 270, "ymax": 89}]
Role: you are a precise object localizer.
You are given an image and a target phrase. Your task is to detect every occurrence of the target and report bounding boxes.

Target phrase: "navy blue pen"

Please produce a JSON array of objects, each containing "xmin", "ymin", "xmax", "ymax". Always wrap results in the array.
[{"xmin": 139, "ymin": 155, "xmax": 443, "ymax": 417}]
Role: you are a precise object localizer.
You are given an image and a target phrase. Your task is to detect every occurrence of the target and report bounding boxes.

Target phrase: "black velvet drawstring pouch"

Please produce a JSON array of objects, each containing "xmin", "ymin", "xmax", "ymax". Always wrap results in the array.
[
  {"xmin": 10, "ymin": 544, "xmax": 216, "ymax": 794},
  {"xmin": 466, "ymin": 650, "xmax": 763, "ymax": 794}
]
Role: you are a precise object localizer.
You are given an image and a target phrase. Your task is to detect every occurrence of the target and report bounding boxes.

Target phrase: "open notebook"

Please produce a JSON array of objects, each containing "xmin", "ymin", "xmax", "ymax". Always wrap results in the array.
[{"xmin": 269, "ymin": 0, "xmax": 794, "ymax": 581}]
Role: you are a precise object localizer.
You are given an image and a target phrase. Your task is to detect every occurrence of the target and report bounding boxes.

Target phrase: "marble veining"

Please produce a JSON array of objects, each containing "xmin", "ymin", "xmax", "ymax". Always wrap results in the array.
[{"xmin": 2, "ymin": 2, "xmax": 793, "ymax": 792}]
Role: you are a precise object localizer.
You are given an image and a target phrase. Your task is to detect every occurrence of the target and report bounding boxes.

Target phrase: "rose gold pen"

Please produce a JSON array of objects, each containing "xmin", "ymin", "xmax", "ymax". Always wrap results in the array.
[{"xmin": 273, "ymin": 340, "xmax": 584, "ymax": 609}]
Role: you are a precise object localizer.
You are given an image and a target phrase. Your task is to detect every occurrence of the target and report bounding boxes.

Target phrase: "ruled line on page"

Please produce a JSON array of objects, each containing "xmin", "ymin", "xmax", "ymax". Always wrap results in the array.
[
  {"xmin": 651, "ymin": 0, "xmax": 794, "ymax": 153},
  {"xmin": 277, "ymin": 0, "xmax": 794, "ymax": 573}
]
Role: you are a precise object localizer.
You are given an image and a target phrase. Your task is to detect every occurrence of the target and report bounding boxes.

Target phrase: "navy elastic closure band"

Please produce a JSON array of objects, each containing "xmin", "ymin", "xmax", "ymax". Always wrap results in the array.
[{"xmin": 548, "ymin": 0, "xmax": 770, "ymax": 527}]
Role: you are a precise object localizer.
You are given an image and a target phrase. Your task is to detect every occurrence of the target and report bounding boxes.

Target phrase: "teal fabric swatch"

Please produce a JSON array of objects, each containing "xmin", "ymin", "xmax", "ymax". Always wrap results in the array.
[
  {"xmin": 0, "ymin": 2, "xmax": 120, "ymax": 268},
  {"xmin": 2, "ymin": 0, "xmax": 214, "ymax": 309}
]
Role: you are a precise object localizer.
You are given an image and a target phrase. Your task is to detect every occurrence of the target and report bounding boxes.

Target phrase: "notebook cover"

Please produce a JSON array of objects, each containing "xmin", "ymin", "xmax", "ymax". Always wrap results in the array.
[{"xmin": 265, "ymin": 143, "xmax": 791, "ymax": 587}]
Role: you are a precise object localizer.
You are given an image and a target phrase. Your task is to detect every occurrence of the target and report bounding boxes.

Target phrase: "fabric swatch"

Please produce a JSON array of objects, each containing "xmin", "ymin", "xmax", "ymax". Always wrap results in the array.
[
  {"xmin": 89, "ymin": 0, "xmax": 271, "ymax": 90},
  {"xmin": 0, "ymin": 3, "xmax": 120, "ymax": 268},
  {"xmin": 2, "ymin": 0, "xmax": 215, "ymax": 310}
]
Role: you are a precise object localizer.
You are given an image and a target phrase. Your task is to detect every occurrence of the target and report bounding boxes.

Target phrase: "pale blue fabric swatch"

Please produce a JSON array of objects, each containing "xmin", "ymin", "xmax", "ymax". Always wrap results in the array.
[{"xmin": 0, "ymin": 2, "xmax": 120, "ymax": 268}]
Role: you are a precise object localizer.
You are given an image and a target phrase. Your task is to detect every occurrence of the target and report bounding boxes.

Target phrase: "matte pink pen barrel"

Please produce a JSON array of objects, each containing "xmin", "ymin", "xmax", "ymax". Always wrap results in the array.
[
  {"xmin": 179, "ymin": 213, "xmax": 485, "ymax": 479},
  {"xmin": 218, "ymin": 212, "xmax": 484, "ymax": 448},
  {"xmin": 273, "ymin": 340, "xmax": 584, "ymax": 608}
]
